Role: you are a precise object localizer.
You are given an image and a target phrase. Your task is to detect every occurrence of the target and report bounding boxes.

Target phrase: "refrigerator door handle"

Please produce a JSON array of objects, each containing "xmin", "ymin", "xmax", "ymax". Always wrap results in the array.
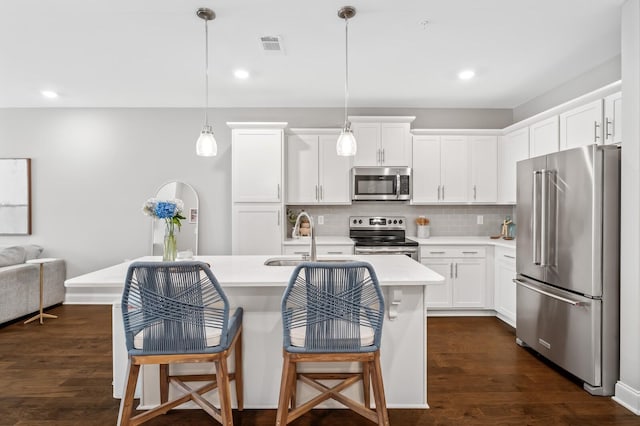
[
  {"xmin": 540, "ymin": 170, "xmax": 549, "ymax": 266},
  {"xmin": 514, "ymin": 279, "xmax": 583, "ymax": 306},
  {"xmin": 532, "ymin": 170, "xmax": 542, "ymax": 265}
]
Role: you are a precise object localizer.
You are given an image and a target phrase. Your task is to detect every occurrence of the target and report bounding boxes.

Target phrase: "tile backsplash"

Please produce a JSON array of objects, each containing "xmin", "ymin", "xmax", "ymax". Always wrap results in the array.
[{"xmin": 286, "ymin": 203, "xmax": 516, "ymax": 238}]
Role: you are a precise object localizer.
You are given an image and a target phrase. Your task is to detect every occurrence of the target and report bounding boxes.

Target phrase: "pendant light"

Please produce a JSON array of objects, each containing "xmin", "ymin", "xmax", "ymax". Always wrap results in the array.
[
  {"xmin": 336, "ymin": 6, "xmax": 357, "ymax": 156},
  {"xmin": 195, "ymin": 8, "xmax": 217, "ymax": 157}
]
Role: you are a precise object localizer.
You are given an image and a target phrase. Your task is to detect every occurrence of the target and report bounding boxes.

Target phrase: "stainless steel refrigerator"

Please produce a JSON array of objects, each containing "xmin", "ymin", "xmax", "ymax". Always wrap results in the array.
[{"xmin": 515, "ymin": 144, "xmax": 620, "ymax": 396}]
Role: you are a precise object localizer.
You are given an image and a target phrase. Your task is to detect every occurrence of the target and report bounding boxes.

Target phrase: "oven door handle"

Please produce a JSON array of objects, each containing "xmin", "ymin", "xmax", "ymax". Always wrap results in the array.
[{"xmin": 355, "ymin": 247, "xmax": 417, "ymax": 254}]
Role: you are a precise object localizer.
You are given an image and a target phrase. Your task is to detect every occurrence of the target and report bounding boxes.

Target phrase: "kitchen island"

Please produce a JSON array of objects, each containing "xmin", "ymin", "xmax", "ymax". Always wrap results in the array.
[{"xmin": 65, "ymin": 254, "xmax": 443, "ymax": 409}]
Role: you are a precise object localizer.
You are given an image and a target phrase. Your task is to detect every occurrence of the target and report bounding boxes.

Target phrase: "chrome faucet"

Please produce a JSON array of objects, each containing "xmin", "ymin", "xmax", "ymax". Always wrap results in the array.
[{"xmin": 294, "ymin": 211, "xmax": 316, "ymax": 261}]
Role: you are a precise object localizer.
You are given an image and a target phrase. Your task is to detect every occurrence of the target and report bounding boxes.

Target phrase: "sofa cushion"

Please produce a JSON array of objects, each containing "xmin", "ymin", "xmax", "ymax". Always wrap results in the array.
[
  {"xmin": 23, "ymin": 244, "xmax": 43, "ymax": 260},
  {"xmin": 0, "ymin": 246, "xmax": 26, "ymax": 267}
]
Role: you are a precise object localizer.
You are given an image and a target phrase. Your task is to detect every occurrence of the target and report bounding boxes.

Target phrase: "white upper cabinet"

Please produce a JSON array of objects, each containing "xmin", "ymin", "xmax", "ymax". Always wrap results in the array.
[
  {"xmin": 232, "ymin": 127, "xmax": 283, "ymax": 203},
  {"xmin": 529, "ymin": 116, "xmax": 559, "ymax": 158},
  {"xmin": 469, "ymin": 136, "xmax": 498, "ymax": 203},
  {"xmin": 440, "ymin": 136, "xmax": 469, "ymax": 202},
  {"xmin": 413, "ymin": 134, "xmax": 497, "ymax": 204},
  {"xmin": 350, "ymin": 117, "xmax": 415, "ymax": 167},
  {"xmin": 318, "ymin": 135, "xmax": 352, "ymax": 203},
  {"xmin": 412, "ymin": 135, "xmax": 441, "ymax": 203},
  {"xmin": 604, "ymin": 92, "xmax": 622, "ymax": 145},
  {"xmin": 232, "ymin": 204, "xmax": 282, "ymax": 255},
  {"xmin": 498, "ymin": 127, "xmax": 529, "ymax": 204},
  {"xmin": 287, "ymin": 131, "xmax": 352, "ymax": 205},
  {"xmin": 559, "ymin": 99, "xmax": 603, "ymax": 150},
  {"xmin": 351, "ymin": 122, "xmax": 380, "ymax": 166},
  {"xmin": 287, "ymin": 134, "xmax": 319, "ymax": 204}
]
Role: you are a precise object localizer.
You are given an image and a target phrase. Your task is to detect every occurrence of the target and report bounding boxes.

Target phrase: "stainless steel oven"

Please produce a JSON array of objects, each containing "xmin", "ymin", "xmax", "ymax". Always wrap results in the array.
[
  {"xmin": 351, "ymin": 167, "xmax": 412, "ymax": 201},
  {"xmin": 350, "ymin": 216, "xmax": 419, "ymax": 261}
]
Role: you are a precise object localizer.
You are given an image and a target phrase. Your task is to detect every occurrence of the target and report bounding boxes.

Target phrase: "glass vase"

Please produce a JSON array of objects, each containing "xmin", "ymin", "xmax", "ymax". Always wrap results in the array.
[{"xmin": 163, "ymin": 228, "xmax": 177, "ymax": 261}]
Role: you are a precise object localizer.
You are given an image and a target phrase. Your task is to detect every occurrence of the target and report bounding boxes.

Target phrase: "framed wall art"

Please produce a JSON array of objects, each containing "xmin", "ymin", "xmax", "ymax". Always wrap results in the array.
[{"xmin": 0, "ymin": 158, "xmax": 32, "ymax": 235}]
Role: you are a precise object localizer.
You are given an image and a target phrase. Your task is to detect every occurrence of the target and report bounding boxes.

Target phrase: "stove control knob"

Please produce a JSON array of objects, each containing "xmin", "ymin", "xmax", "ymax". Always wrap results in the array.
[
  {"xmin": 353, "ymin": 219, "xmax": 357, "ymax": 224},
  {"xmin": 399, "ymin": 219, "xmax": 403, "ymax": 224},
  {"xmin": 393, "ymin": 220, "xmax": 398, "ymax": 224},
  {"xmin": 358, "ymin": 219, "xmax": 363, "ymax": 224}
]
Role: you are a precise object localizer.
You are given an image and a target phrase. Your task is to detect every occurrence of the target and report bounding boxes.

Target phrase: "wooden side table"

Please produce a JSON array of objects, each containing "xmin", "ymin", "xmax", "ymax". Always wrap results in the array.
[{"xmin": 24, "ymin": 258, "xmax": 59, "ymax": 325}]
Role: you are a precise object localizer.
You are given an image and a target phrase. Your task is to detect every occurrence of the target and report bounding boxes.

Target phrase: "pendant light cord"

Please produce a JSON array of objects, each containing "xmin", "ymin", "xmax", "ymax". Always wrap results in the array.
[
  {"xmin": 344, "ymin": 16, "xmax": 349, "ymax": 128},
  {"xmin": 204, "ymin": 17, "xmax": 209, "ymax": 126}
]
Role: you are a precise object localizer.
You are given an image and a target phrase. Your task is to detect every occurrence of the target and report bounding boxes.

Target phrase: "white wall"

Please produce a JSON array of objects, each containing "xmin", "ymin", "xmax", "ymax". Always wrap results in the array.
[
  {"xmin": 614, "ymin": 0, "xmax": 640, "ymax": 414},
  {"xmin": 0, "ymin": 107, "xmax": 511, "ymax": 278},
  {"xmin": 513, "ymin": 55, "xmax": 621, "ymax": 122}
]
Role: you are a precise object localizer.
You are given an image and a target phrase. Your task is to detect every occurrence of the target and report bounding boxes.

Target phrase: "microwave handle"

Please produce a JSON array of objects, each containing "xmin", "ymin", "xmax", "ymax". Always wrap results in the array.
[{"xmin": 396, "ymin": 173, "xmax": 400, "ymax": 199}]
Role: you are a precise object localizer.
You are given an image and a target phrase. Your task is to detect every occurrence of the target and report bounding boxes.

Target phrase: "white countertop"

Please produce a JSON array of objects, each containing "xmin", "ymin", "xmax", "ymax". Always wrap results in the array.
[
  {"xmin": 410, "ymin": 236, "xmax": 516, "ymax": 249},
  {"xmin": 283, "ymin": 235, "xmax": 515, "ymax": 249},
  {"xmin": 65, "ymin": 254, "xmax": 443, "ymax": 289},
  {"xmin": 282, "ymin": 236, "xmax": 354, "ymax": 246}
]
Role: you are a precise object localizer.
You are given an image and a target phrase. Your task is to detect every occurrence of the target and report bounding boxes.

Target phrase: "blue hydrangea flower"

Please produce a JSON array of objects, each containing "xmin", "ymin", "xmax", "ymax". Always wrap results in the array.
[{"xmin": 154, "ymin": 201, "xmax": 177, "ymax": 219}]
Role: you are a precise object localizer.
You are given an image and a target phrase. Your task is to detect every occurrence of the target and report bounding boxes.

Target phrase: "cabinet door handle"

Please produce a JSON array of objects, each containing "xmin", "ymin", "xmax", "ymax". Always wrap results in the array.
[
  {"xmin": 437, "ymin": 185, "xmax": 441, "ymax": 200},
  {"xmin": 442, "ymin": 186, "xmax": 445, "ymax": 200},
  {"xmin": 277, "ymin": 184, "xmax": 281, "ymax": 200},
  {"xmin": 594, "ymin": 121, "xmax": 601, "ymax": 142},
  {"xmin": 455, "ymin": 262, "xmax": 458, "ymax": 278},
  {"xmin": 293, "ymin": 251, "xmax": 308, "ymax": 255},
  {"xmin": 450, "ymin": 263, "xmax": 453, "ymax": 279},
  {"xmin": 320, "ymin": 185, "xmax": 323, "ymax": 200},
  {"xmin": 462, "ymin": 251, "xmax": 478, "ymax": 254},
  {"xmin": 377, "ymin": 149, "xmax": 381, "ymax": 164},
  {"xmin": 382, "ymin": 149, "xmax": 385, "ymax": 163},
  {"xmin": 430, "ymin": 251, "xmax": 445, "ymax": 254},
  {"xmin": 606, "ymin": 118, "xmax": 613, "ymax": 140},
  {"xmin": 473, "ymin": 185, "xmax": 477, "ymax": 201},
  {"xmin": 327, "ymin": 251, "xmax": 342, "ymax": 254},
  {"xmin": 315, "ymin": 185, "xmax": 318, "ymax": 201},
  {"xmin": 504, "ymin": 254, "xmax": 515, "ymax": 259}
]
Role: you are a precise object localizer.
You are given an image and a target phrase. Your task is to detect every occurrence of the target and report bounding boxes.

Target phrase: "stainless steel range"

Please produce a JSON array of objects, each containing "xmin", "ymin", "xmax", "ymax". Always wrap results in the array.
[{"xmin": 350, "ymin": 216, "xmax": 419, "ymax": 261}]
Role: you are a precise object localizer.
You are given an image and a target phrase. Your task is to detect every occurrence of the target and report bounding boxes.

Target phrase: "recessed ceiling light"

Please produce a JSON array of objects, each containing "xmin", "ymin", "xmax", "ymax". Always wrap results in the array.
[
  {"xmin": 41, "ymin": 90, "xmax": 58, "ymax": 99},
  {"xmin": 234, "ymin": 69, "xmax": 250, "ymax": 79},
  {"xmin": 458, "ymin": 70, "xmax": 475, "ymax": 80}
]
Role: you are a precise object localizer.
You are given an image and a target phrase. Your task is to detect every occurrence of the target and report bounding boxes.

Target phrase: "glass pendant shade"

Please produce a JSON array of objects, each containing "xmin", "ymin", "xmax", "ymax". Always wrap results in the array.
[
  {"xmin": 336, "ymin": 6, "xmax": 357, "ymax": 157},
  {"xmin": 196, "ymin": 125, "xmax": 217, "ymax": 156},
  {"xmin": 336, "ymin": 128, "xmax": 357, "ymax": 156},
  {"xmin": 196, "ymin": 8, "xmax": 217, "ymax": 157}
]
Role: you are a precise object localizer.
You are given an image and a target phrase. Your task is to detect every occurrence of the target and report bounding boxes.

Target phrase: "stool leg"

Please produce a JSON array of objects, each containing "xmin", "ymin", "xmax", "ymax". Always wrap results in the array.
[
  {"xmin": 118, "ymin": 359, "xmax": 140, "ymax": 426},
  {"xmin": 159, "ymin": 364, "xmax": 169, "ymax": 404},
  {"xmin": 362, "ymin": 361, "xmax": 371, "ymax": 408},
  {"xmin": 217, "ymin": 358, "xmax": 234, "ymax": 426},
  {"xmin": 276, "ymin": 353, "xmax": 294, "ymax": 426},
  {"xmin": 288, "ymin": 360, "xmax": 297, "ymax": 409},
  {"xmin": 370, "ymin": 352, "xmax": 390, "ymax": 426},
  {"xmin": 234, "ymin": 328, "xmax": 244, "ymax": 411}
]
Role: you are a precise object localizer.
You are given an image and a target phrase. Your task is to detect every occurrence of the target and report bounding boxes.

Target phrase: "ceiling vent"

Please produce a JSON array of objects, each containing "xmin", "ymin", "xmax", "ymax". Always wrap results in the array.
[{"xmin": 260, "ymin": 36, "xmax": 285, "ymax": 55}]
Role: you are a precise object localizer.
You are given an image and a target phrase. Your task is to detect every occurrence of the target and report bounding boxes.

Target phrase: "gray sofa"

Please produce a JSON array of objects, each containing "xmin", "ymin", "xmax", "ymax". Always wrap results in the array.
[{"xmin": 0, "ymin": 245, "xmax": 66, "ymax": 324}]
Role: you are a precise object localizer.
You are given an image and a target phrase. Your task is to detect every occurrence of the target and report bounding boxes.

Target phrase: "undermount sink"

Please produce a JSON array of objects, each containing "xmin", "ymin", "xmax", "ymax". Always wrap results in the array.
[{"xmin": 264, "ymin": 257, "xmax": 353, "ymax": 266}]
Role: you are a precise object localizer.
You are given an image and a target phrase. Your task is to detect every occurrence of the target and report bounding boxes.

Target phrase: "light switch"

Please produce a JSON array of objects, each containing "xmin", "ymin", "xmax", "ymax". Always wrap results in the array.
[
  {"xmin": 477, "ymin": 215, "xmax": 483, "ymax": 225},
  {"xmin": 317, "ymin": 215, "xmax": 324, "ymax": 225}
]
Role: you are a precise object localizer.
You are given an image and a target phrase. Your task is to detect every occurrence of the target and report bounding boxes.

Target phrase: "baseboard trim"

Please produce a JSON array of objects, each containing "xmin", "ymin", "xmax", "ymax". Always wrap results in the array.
[
  {"xmin": 613, "ymin": 381, "xmax": 640, "ymax": 415},
  {"xmin": 426, "ymin": 309, "xmax": 496, "ymax": 317}
]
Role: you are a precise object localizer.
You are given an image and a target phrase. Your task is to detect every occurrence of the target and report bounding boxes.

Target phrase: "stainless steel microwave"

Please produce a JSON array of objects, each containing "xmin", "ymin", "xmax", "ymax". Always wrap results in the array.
[{"xmin": 351, "ymin": 167, "xmax": 412, "ymax": 201}]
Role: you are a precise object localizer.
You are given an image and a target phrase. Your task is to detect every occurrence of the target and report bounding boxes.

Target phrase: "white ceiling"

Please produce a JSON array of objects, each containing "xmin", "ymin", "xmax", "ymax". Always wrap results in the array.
[{"xmin": 0, "ymin": 0, "xmax": 625, "ymax": 109}]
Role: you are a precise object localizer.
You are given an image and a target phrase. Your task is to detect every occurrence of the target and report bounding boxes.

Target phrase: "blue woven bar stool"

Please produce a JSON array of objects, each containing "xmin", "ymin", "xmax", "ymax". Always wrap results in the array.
[
  {"xmin": 276, "ymin": 261, "xmax": 389, "ymax": 425},
  {"xmin": 118, "ymin": 261, "xmax": 243, "ymax": 426}
]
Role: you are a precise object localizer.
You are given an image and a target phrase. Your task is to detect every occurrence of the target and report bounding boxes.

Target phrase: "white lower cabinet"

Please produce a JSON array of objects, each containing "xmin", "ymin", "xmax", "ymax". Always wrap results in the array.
[
  {"xmin": 421, "ymin": 246, "xmax": 487, "ymax": 312},
  {"xmin": 494, "ymin": 246, "xmax": 517, "ymax": 327}
]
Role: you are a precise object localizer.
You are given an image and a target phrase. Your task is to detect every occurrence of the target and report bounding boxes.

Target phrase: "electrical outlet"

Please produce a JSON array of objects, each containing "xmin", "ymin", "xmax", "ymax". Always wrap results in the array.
[
  {"xmin": 317, "ymin": 215, "xmax": 324, "ymax": 225},
  {"xmin": 477, "ymin": 215, "xmax": 483, "ymax": 225}
]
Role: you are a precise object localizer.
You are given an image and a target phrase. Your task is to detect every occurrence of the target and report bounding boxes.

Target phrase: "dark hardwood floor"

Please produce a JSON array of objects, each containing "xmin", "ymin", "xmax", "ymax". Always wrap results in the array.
[{"xmin": 0, "ymin": 305, "xmax": 638, "ymax": 425}]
